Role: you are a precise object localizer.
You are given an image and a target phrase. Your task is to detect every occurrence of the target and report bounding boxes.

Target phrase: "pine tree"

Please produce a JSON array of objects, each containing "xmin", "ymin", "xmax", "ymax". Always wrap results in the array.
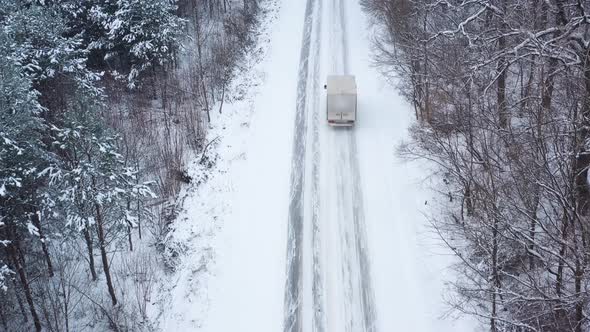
[
  {"xmin": 48, "ymin": 98, "xmax": 155, "ymax": 305},
  {"xmin": 0, "ymin": 29, "xmax": 47, "ymax": 332},
  {"xmin": 75, "ymin": 0, "xmax": 186, "ymax": 88}
]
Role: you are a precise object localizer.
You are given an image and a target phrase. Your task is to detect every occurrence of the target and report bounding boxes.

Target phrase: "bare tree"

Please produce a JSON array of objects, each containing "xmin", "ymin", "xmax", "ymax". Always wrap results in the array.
[{"xmin": 367, "ymin": 0, "xmax": 590, "ymax": 330}]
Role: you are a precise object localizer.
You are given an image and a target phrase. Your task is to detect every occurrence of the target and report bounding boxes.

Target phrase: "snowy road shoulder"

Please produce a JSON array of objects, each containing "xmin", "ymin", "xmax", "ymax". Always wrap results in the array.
[
  {"xmin": 149, "ymin": 2, "xmax": 284, "ymax": 330},
  {"xmin": 346, "ymin": 2, "xmax": 480, "ymax": 330}
]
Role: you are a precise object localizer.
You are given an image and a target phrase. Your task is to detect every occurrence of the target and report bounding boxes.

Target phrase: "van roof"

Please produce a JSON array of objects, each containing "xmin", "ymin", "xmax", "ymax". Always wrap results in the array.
[{"xmin": 327, "ymin": 75, "xmax": 356, "ymax": 95}]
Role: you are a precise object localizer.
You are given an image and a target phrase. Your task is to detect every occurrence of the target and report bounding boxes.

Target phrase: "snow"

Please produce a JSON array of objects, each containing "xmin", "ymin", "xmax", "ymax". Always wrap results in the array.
[
  {"xmin": 154, "ymin": 1, "xmax": 289, "ymax": 330},
  {"xmin": 155, "ymin": 0, "xmax": 481, "ymax": 331},
  {"xmin": 27, "ymin": 221, "xmax": 40, "ymax": 237}
]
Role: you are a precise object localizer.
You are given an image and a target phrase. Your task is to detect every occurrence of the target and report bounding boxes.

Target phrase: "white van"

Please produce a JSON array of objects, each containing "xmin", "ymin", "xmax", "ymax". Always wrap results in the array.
[{"xmin": 324, "ymin": 75, "xmax": 357, "ymax": 126}]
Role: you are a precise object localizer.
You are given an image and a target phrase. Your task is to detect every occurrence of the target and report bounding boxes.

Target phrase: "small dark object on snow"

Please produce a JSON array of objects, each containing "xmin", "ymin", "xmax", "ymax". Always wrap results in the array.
[{"xmin": 176, "ymin": 169, "xmax": 192, "ymax": 183}]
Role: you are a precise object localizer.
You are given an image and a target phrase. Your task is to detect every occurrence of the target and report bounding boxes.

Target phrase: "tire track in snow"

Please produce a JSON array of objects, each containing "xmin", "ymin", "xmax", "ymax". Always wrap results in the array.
[
  {"xmin": 309, "ymin": 0, "xmax": 325, "ymax": 330},
  {"xmin": 347, "ymin": 128, "xmax": 377, "ymax": 332},
  {"xmin": 334, "ymin": 0, "xmax": 377, "ymax": 329},
  {"xmin": 283, "ymin": 0, "xmax": 316, "ymax": 330}
]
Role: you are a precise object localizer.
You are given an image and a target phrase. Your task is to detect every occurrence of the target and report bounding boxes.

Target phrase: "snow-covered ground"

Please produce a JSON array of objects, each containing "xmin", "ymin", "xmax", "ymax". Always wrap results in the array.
[{"xmin": 154, "ymin": 0, "xmax": 481, "ymax": 331}]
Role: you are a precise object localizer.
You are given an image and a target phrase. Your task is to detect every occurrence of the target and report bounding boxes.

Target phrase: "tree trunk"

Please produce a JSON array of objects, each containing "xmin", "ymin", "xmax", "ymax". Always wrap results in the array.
[
  {"xmin": 39, "ymin": 291, "xmax": 54, "ymax": 332},
  {"xmin": 61, "ymin": 276, "xmax": 70, "ymax": 332},
  {"xmin": 527, "ymin": 193, "xmax": 540, "ymax": 269},
  {"xmin": 218, "ymin": 84, "xmax": 225, "ymax": 114},
  {"xmin": 194, "ymin": 7, "xmax": 211, "ymax": 123},
  {"xmin": 575, "ymin": 56, "xmax": 590, "ymax": 216},
  {"xmin": 127, "ymin": 225, "xmax": 133, "ymax": 252},
  {"xmin": 202, "ymin": 80, "xmax": 211, "ymax": 123},
  {"xmin": 464, "ymin": 182, "xmax": 473, "ymax": 217},
  {"xmin": 31, "ymin": 212, "xmax": 53, "ymax": 277},
  {"xmin": 151, "ymin": 66, "xmax": 158, "ymax": 100},
  {"xmin": 497, "ymin": 0, "xmax": 508, "ymax": 129},
  {"xmin": 95, "ymin": 202, "xmax": 118, "ymax": 306},
  {"xmin": 0, "ymin": 300, "xmax": 8, "ymax": 331},
  {"xmin": 555, "ymin": 210, "xmax": 569, "ymax": 329},
  {"xmin": 556, "ymin": 212, "xmax": 568, "ymax": 297},
  {"xmin": 8, "ymin": 236, "xmax": 42, "ymax": 332},
  {"xmin": 127, "ymin": 200, "xmax": 133, "ymax": 251},
  {"xmin": 161, "ymin": 67, "xmax": 168, "ymax": 111},
  {"xmin": 574, "ymin": 253, "xmax": 583, "ymax": 332},
  {"xmin": 422, "ymin": 13, "xmax": 431, "ymax": 124},
  {"xmin": 83, "ymin": 227, "xmax": 97, "ymax": 281},
  {"xmin": 11, "ymin": 278, "xmax": 28, "ymax": 323},
  {"xmin": 490, "ymin": 217, "xmax": 499, "ymax": 332},
  {"xmin": 137, "ymin": 199, "xmax": 142, "ymax": 240}
]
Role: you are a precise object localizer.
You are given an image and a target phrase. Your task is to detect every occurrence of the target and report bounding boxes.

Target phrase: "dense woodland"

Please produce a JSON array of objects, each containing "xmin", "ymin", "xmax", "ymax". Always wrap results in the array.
[
  {"xmin": 0, "ymin": 0, "xmax": 260, "ymax": 330},
  {"xmin": 363, "ymin": 0, "xmax": 590, "ymax": 331}
]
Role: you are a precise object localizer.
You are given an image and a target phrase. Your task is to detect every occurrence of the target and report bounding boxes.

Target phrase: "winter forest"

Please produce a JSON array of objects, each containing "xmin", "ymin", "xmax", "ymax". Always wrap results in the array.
[
  {"xmin": 0, "ymin": 0, "xmax": 259, "ymax": 330},
  {"xmin": 3, "ymin": 0, "xmax": 590, "ymax": 331},
  {"xmin": 363, "ymin": 0, "xmax": 590, "ymax": 331}
]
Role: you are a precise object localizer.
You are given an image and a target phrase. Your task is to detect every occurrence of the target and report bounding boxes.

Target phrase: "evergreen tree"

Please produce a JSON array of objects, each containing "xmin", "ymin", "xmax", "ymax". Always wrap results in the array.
[
  {"xmin": 0, "ymin": 29, "xmax": 47, "ymax": 332},
  {"xmin": 48, "ymin": 98, "xmax": 155, "ymax": 305}
]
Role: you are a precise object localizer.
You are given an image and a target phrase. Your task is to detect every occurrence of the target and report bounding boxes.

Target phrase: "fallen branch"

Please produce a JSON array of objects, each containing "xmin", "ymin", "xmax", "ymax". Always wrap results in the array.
[{"xmin": 200, "ymin": 136, "xmax": 220, "ymax": 164}]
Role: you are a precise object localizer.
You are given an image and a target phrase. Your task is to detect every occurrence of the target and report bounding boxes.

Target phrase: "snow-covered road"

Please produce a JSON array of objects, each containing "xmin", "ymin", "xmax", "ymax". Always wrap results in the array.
[
  {"xmin": 158, "ymin": 0, "xmax": 479, "ymax": 331},
  {"xmin": 283, "ymin": 0, "xmax": 377, "ymax": 330}
]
